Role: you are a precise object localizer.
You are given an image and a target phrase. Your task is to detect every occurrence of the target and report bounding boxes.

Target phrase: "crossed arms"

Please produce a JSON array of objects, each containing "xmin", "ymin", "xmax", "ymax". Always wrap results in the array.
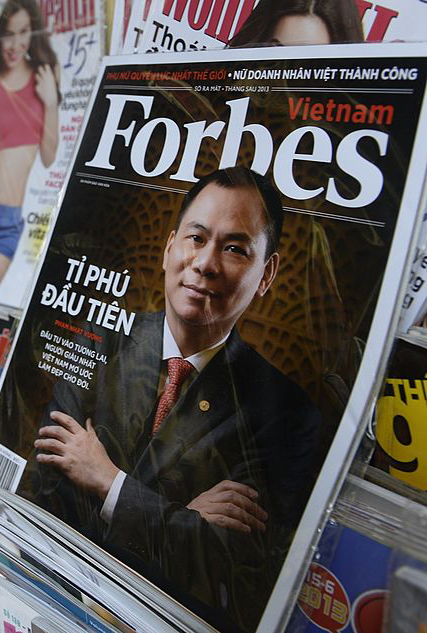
[
  {"xmin": 33, "ymin": 347, "xmax": 319, "ymax": 631},
  {"xmin": 35, "ymin": 411, "xmax": 268, "ymax": 534}
]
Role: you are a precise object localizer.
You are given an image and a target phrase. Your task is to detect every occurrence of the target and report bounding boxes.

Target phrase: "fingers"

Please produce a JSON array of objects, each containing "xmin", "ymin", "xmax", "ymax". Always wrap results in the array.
[
  {"xmin": 35, "ymin": 413, "xmax": 84, "ymax": 457},
  {"xmin": 49, "ymin": 411, "xmax": 81, "ymax": 433},
  {"xmin": 202, "ymin": 513, "xmax": 254, "ymax": 534},
  {"xmin": 35, "ymin": 65, "xmax": 45, "ymax": 85},
  {"xmin": 205, "ymin": 480, "xmax": 268, "ymax": 524},
  {"xmin": 36, "ymin": 63, "xmax": 53, "ymax": 78},
  {"xmin": 201, "ymin": 499, "xmax": 266, "ymax": 532},
  {"xmin": 187, "ymin": 479, "xmax": 268, "ymax": 533},
  {"xmin": 35, "ymin": 64, "xmax": 58, "ymax": 107},
  {"xmin": 35, "ymin": 452, "xmax": 64, "ymax": 466},
  {"xmin": 208, "ymin": 489, "xmax": 267, "ymax": 520},
  {"xmin": 214, "ymin": 505, "xmax": 264, "ymax": 532},
  {"xmin": 34, "ymin": 437, "xmax": 65, "ymax": 455},
  {"xmin": 38, "ymin": 424, "xmax": 69, "ymax": 442},
  {"xmin": 211, "ymin": 479, "xmax": 259, "ymax": 501}
]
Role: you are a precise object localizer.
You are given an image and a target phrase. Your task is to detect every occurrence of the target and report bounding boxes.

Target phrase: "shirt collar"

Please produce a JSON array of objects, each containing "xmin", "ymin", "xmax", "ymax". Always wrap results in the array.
[{"xmin": 163, "ymin": 317, "xmax": 230, "ymax": 374}]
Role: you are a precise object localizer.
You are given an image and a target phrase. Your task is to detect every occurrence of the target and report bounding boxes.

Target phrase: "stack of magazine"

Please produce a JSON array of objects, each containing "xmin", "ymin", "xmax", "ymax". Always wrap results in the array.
[{"xmin": 0, "ymin": 0, "xmax": 427, "ymax": 631}]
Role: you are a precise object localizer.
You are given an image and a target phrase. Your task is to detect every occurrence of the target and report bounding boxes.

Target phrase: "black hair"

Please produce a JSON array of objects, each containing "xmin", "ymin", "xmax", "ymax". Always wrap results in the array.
[
  {"xmin": 0, "ymin": 0, "xmax": 61, "ymax": 101},
  {"xmin": 228, "ymin": 0, "xmax": 364, "ymax": 47},
  {"xmin": 176, "ymin": 167, "xmax": 283, "ymax": 260}
]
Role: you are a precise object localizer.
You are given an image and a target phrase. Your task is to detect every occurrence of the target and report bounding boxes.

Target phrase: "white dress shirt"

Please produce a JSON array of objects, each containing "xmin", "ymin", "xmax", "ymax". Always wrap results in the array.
[{"xmin": 100, "ymin": 317, "xmax": 229, "ymax": 523}]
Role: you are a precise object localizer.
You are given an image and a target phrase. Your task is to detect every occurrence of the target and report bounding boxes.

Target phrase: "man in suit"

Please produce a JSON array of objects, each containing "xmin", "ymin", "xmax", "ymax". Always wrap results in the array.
[{"xmin": 35, "ymin": 167, "xmax": 319, "ymax": 632}]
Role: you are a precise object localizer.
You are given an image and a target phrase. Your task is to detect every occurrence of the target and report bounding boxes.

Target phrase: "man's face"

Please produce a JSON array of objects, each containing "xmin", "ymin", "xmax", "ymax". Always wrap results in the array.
[{"xmin": 163, "ymin": 182, "xmax": 279, "ymax": 338}]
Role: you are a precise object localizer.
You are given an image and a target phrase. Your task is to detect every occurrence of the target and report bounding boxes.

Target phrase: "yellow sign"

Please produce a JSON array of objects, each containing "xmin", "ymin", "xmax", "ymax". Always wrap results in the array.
[{"xmin": 375, "ymin": 377, "xmax": 427, "ymax": 490}]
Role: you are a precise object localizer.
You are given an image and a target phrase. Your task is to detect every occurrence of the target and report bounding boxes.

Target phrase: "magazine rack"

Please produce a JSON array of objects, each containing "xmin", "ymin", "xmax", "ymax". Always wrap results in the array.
[{"xmin": 0, "ymin": 2, "xmax": 427, "ymax": 632}]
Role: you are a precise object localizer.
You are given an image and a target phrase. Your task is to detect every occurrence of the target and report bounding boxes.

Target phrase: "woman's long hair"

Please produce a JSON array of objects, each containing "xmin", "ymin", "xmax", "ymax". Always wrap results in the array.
[
  {"xmin": 0, "ymin": 0, "xmax": 59, "ymax": 75},
  {"xmin": 228, "ymin": 0, "xmax": 364, "ymax": 47}
]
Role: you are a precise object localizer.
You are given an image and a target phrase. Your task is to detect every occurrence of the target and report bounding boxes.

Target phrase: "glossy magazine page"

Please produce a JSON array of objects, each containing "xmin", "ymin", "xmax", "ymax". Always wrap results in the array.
[
  {"xmin": 0, "ymin": 0, "xmax": 105, "ymax": 314},
  {"xmin": 373, "ymin": 334, "xmax": 427, "ymax": 492},
  {"xmin": 123, "ymin": 0, "xmax": 259, "ymax": 54},
  {"xmin": 110, "ymin": 0, "xmax": 143, "ymax": 55},
  {"xmin": 398, "ymin": 201, "xmax": 427, "ymax": 334},
  {"xmin": 0, "ymin": 43, "xmax": 427, "ymax": 632},
  {"xmin": 0, "ymin": 497, "xmax": 178, "ymax": 632},
  {"xmin": 0, "ymin": 571, "xmax": 86, "ymax": 632},
  {"xmin": 0, "ymin": 489, "xmax": 217, "ymax": 632},
  {"xmin": 356, "ymin": 0, "xmax": 427, "ymax": 43},
  {"xmin": 125, "ymin": 0, "xmax": 427, "ymax": 57}
]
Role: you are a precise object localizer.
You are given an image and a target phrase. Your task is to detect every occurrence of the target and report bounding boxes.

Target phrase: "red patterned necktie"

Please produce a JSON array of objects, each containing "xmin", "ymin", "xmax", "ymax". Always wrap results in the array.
[{"xmin": 152, "ymin": 357, "xmax": 194, "ymax": 435}]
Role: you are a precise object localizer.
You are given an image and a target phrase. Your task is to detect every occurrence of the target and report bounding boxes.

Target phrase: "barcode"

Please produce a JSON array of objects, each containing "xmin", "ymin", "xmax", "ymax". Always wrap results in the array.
[
  {"xmin": 0, "ymin": 445, "xmax": 26, "ymax": 493},
  {"xmin": 0, "ymin": 456, "xmax": 19, "ymax": 490}
]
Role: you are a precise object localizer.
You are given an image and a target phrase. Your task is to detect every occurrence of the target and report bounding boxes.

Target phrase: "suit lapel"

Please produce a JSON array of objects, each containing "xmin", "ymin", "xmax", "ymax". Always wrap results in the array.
[
  {"xmin": 134, "ymin": 330, "xmax": 247, "ymax": 485},
  {"xmin": 115, "ymin": 313, "xmax": 163, "ymax": 462}
]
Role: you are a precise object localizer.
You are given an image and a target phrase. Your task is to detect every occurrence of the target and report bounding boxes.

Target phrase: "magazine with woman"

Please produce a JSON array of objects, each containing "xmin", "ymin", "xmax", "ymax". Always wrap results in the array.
[
  {"xmin": 0, "ymin": 0, "xmax": 104, "ymax": 314},
  {"xmin": 125, "ymin": 0, "xmax": 427, "ymax": 56}
]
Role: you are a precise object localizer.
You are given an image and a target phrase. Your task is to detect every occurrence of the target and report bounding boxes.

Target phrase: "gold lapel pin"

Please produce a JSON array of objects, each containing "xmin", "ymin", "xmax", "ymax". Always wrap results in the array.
[{"xmin": 199, "ymin": 400, "xmax": 210, "ymax": 412}]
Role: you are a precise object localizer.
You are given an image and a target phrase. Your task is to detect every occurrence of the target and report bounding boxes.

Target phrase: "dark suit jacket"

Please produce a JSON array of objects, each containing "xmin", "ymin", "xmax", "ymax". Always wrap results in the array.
[{"xmin": 37, "ymin": 312, "xmax": 319, "ymax": 632}]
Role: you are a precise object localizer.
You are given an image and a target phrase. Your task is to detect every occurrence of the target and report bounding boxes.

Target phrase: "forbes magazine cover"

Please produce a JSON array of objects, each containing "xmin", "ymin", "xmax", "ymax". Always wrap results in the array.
[{"xmin": 0, "ymin": 44, "xmax": 427, "ymax": 633}]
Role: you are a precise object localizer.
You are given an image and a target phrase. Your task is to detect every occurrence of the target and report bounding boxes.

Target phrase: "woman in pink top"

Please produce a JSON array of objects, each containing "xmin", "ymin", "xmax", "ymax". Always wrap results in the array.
[{"xmin": 0, "ymin": 0, "xmax": 60, "ymax": 282}]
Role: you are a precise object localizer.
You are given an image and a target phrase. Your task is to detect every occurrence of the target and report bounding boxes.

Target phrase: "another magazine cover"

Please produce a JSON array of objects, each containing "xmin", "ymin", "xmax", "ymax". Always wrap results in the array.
[
  {"xmin": 373, "ymin": 334, "xmax": 427, "ymax": 492},
  {"xmin": 123, "ymin": 0, "xmax": 260, "ymax": 54},
  {"xmin": 0, "ymin": 43, "xmax": 427, "ymax": 632},
  {"xmin": 0, "ymin": 0, "xmax": 104, "ymax": 314},
  {"xmin": 290, "ymin": 523, "xmax": 391, "ymax": 633},
  {"xmin": 125, "ymin": 0, "xmax": 427, "ymax": 57},
  {"xmin": 399, "ymin": 202, "xmax": 427, "ymax": 334},
  {"xmin": 356, "ymin": 0, "xmax": 427, "ymax": 43}
]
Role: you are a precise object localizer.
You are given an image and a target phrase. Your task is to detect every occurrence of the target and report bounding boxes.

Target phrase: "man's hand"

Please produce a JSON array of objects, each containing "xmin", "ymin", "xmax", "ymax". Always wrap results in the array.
[
  {"xmin": 187, "ymin": 480, "xmax": 267, "ymax": 534},
  {"xmin": 35, "ymin": 412, "xmax": 119, "ymax": 501}
]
